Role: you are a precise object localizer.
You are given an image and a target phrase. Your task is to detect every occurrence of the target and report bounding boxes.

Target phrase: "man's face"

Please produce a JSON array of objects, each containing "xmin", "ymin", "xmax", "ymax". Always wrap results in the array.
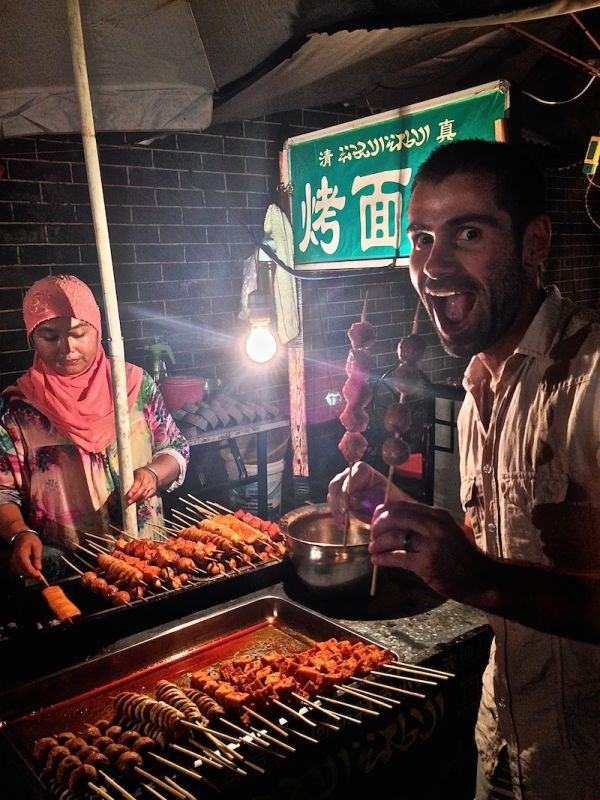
[
  {"xmin": 407, "ymin": 173, "xmax": 530, "ymax": 359},
  {"xmin": 31, "ymin": 317, "xmax": 99, "ymax": 376}
]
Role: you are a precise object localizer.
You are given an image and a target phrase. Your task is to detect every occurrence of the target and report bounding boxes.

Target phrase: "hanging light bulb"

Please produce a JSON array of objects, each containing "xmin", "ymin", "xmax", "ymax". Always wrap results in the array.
[
  {"xmin": 246, "ymin": 317, "xmax": 277, "ymax": 363},
  {"xmin": 244, "ymin": 252, "xmax": 277, "ymax": 364}
]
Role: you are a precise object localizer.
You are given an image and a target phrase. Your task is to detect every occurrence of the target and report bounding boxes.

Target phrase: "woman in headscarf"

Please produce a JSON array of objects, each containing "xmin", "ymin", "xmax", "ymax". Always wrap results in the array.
[{"xmin": 0, "ymin": 275, "xmax": 189, "ymax": 580}]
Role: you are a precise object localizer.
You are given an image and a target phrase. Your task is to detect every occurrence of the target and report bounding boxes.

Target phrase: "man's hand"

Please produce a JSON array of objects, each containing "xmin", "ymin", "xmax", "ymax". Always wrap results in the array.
[
  {"xmin": 327, "ymin": 461, "xmax": 412, "ymax": 527},
  {"xmin": 370, "ymin": 500, "xmax": 493, "ymax": 602}
]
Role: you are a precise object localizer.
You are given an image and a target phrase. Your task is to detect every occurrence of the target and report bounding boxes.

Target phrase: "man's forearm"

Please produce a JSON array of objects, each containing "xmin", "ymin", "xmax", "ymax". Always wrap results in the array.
[{"xmin": 461, "ymin": 558, "xmax": 600, "ymax": 644}]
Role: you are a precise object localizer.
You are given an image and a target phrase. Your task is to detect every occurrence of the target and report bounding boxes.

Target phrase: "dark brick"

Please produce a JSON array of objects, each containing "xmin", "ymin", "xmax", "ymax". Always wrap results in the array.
[
  {"xmin": 183, "ymin": 207, "xmax": 227, "ymax": 225},
  {"xmin": 118, "ymin": 300, "xmax": 166, "ymax": 322},
  {"xmin": 105, "ymin": 207, "xmax": 134, "ymax": 224},
  {"xmin": 134, "ymin": 206, "xmax": 182, "ymax": 224},
  {"xmin": 135, "ymin": 244, "xmax": 185, "ymax": 263},
  {"xmin": 98, "ymin": 147, "xmax": 153, "ymax": 167},
  {"xmin": 207, "ymin": 226, "xmax": 252, "ymax": 244},
  {"xmin": 139, "ymin": 281, "xmax": 194, "ymax": 302},
  {"xmin": 162, "ymin": 263, "xmax": 210, "ymax": 281},
  {"xmin": 202, "ymin": 153, "xmax": 245, "ymax": 173},
  {"xmin": 242, "ymin": 121, "xmax": 281, "ymax": 141},
  {"xmin": 185, "ymin": 243, "xmax": 230, "ymax": 262},
  {"xmin": 111, "ymin": 263, "xmax": 163, "ymax": 282},
  {"xmin": 0, "ymin": 138, "xmax": 40, "ymax": 157},
  {"xmin": 42, "ymin": 183, "xmax": 91, "ymax": 205},
  {"xmin": 128, "ymin": 167, "xmax": 180, "ymax": 188},
  {"xmin": 0, "ymin": 265, "xmax": 48, "ymax": 285},
  {"xmin": 19, "ymin": 244, "xmax": 80, "ymax": 265},
  {"xmin": 72, "ymin": 163, "xmax": 128, "ymax": 186},
  {"xmin": 108, "ymin": 225, "xmax": 160, "ymax": 244},
  {"xmin": 156, "ymin": 188, "xmax": 204, "ymax": 207},
  {"xmin": 36, "ymin": 139, "xmax": 85, "ymax": 162},
  {"xmin": 176, "ymin": 133, "xmax": 224, "ymax": 154},
  {"xmin": 0, "ymin": 181, "xmax": 42, "ymax": 203},
  {"xmin": 103, "ymin": 186, "xmax": 156, "ymax": 206},
  {"xmin": 153, "ymin": 151, "xmax": 203, "ymax": 172},
  {"xmin": 224, "ymin": 139, "xmax": 266, "ymax": 157},
  {"xmin": 159, "ymin": 226, "xmax": 207, "ymax": 244},
  {"xmin": 0, "ymin": 207, "xmax": 12, "ymax": 222},
  {"xmin": 245, "ymin": 157, "xmax": 277, "ymax": 176},
  {"xmin": 46, "ymin": 224, "xmax": 96, "ymax": 245},
  {"xmin": 80, "ymin": 243, "xmax": 135, "ymax": 265},
  {"xmin": 206, "ymin": 121, "xmax": 244, "ymax": 137},
  {"xmin": 0, "ymin": 245, "xmax": 19, "ymax": 265},
  {"xmin": 0, "ymin": 329, "xmax": 28, "ymax": 350},
  {"xmin": 225, "ymin": 174, "xmax": 268, "ymax": 193},
  {"xmin": 203, "ymin": 189, "xmax": 247, "ymax": 208},
  {"xmin": 2, "ymin": 224, "xmax": 47, "ymax": 245},
  {"xmin": 8, "ymin": 160, "xmax": 72, "ymax": 182},
  {"xmin": 179, "ymin": 171, "xmax": 226, "ymax": 191}
]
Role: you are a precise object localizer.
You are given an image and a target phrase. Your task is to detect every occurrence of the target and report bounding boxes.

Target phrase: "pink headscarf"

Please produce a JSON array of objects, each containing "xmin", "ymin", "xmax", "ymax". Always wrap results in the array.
[{"xmin": 14, "ymin": 275, "xmax": 143, "ymax": 453}]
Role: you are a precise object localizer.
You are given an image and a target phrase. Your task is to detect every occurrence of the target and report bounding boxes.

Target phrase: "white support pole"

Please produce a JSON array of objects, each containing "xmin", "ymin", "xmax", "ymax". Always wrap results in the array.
[{"xmin": 66, "ymin": 0, "xmax": 137, "ymax": 535}]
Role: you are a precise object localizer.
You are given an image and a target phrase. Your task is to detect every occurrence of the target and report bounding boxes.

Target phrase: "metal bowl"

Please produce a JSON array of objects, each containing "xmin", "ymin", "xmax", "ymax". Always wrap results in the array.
[{"xmin": 279, "ymin": 503, "xmax": 372, "ymax": 596}]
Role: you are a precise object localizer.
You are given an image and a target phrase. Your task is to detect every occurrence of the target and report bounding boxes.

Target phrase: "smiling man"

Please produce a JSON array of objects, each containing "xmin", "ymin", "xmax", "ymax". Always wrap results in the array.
[{"xmin": 328, "ymin": 139, "xmax": 600, "ymax": 800}]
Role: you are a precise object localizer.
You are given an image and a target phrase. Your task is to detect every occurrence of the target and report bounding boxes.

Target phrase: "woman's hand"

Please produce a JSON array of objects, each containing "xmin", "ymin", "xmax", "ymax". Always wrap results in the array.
[
  {"xmin": 10, "ymin": 531, "xmax": 43, "ymax": 580},
  {"xmin": 126, "ymin": 466, "xmax": 160, "ymax": 506},
  {"xmin": 370, "ymin": 500, "xmax": 492, "ymax": 602},
  {"xmin": 327, "ymin": 461, "xmax": 410, "ymax": 527}
]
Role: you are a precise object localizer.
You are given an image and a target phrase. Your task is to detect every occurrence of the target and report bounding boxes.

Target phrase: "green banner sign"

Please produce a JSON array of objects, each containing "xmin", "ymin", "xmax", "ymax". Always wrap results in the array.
[{"xmin": 283, "ymin": 81, "xmax": 509, "ymax": 270}]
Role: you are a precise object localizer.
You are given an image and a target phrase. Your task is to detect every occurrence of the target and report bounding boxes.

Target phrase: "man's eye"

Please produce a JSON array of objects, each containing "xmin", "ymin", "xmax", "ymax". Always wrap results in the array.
[
  {"xmin": 458, "ymin": 227, "xmax": 479, "ymax": 241},
  {"xmin": 412, "ymin": 232, "xmax": 433, "ymax": 248}
]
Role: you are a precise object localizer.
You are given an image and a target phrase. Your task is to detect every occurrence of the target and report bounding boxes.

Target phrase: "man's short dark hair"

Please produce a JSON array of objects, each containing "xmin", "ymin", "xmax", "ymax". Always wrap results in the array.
[{"xmin": 411, "ymin": 139, "xmax": 546, "ymax": 242}]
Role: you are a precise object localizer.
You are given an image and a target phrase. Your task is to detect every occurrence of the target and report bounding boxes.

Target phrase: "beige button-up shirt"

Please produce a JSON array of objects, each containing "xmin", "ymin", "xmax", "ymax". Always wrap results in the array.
[{"xmin": 458, "ymin": 287, "xmax": 600, "ymax": 800}]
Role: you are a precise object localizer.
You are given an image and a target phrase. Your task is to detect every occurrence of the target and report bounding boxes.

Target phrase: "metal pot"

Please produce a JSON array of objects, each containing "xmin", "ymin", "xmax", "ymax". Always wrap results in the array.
[{"xmin": 280, "ymin": 503, "xmax": 372, "ymax": 596}]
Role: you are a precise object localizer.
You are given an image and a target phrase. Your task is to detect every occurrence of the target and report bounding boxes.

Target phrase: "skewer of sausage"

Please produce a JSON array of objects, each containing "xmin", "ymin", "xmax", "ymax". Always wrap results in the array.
[{"xmin": 372, "ymin": 302, "xmax": 427, "ymax": 595}]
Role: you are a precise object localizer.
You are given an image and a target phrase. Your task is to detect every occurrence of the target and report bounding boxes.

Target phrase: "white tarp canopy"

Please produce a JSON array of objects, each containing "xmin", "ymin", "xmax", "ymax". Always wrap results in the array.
[{"xmin": 1, "ymin": 1, "xmax": 598, "ymax": 141}]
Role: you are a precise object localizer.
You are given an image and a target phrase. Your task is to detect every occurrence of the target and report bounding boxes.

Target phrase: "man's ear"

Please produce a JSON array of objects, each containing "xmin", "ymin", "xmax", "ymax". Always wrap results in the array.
[{"xmin": 522, "ymin": 214, "xmax": 551, "ymax": 268}]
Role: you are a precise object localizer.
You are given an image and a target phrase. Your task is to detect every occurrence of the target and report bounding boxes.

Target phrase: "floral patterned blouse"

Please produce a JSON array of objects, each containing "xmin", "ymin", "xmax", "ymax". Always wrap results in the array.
[{"xmin": 0, "ymin": 371, "xmax": 189, "ymax": 557}]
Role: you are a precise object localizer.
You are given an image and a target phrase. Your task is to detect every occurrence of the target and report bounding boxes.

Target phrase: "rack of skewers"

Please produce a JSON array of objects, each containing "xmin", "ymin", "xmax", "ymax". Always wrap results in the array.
[
  {"xmin": 0, "ymin": 503, "xmax": 288, "ymax": 687},
  {"xmin": 60, "ymin": 499, "xmax": 287, "ymax": 613},
  {"xmin": 10, "ymin": 619, "xmax": 455, "ymax": 800}
]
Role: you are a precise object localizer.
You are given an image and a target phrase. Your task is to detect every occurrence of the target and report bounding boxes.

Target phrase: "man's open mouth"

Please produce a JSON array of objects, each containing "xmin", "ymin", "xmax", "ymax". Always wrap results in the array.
[{"xmin": 426, "ymin": 289, "xmax": 476, "ymax": 333}]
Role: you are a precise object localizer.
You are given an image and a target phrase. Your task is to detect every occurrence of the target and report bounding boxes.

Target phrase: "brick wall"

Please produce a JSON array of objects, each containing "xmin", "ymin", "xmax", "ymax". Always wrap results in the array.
[{"xmin": 1, "ymin": 114, "xmax": 599, "ymax": 459}]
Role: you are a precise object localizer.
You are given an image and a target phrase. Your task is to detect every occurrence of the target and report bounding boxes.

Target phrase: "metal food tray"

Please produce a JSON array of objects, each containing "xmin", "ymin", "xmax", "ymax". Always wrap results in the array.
[
  {"xmin": 0, "ymin": 595, "xmax": 402, "ymax": 799},
  {"xmin": 0, "ymin": 558, "xmax": 286, "ymax": 690}
]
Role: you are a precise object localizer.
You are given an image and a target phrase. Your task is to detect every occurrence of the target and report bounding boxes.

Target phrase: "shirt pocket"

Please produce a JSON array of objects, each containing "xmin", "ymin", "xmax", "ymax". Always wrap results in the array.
[
  {"xmin": 460, "ymin": 475, "xmax": 485, "ymax": 548},
  {"xmin": 502, "ymin": 469, "xmax": 569, "ymax": 563}
]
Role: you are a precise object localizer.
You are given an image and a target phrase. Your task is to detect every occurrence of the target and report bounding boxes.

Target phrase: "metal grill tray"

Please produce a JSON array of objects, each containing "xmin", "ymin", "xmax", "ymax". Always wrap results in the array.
[
  {"xmin": 0, "ymin": 558, "xmax": 285, "ymax": 690},
  {"xmin": 0, "ymin": 595, "xmax": 405, "ymax": 799}
]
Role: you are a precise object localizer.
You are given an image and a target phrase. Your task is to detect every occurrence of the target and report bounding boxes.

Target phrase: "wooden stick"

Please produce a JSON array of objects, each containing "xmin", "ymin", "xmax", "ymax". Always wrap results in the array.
[
  {"xmin": 220, "ymin": 719, "xmax": 285, "ymax": 758},
  {"xmin": 164, "ymin": 775, "xmax": 203, "ymax": 800},
  {"xmin": 317, "ymin": 693, "xmax": 379, "ymax": 717},
  {"xmin": 148, "ymin": 751, "xmax": 211, "ymax": 784},
  {"xmin": 87, "ymin": 540, "xmax": 111, "ymax": 554},
  {"xmin": 98, "ymin": 769, "xmax": 137, "ymax": 800},
  {"xmin": 291, "ymin": 692, "xmax": 341, "ymax": 722},
  {"xmin": 284, "ymin": 725, "xmax": 319, "ymax": 745},
  {"xmin": 202, "ymin": 498, "xmax": 233, "ymax": 514},
  {"xmin": 271, "ymin": 698, "xmax": 317, "ymax": 728},
  {"xmin": 337, "ymin": 685, "xmax": 396, "ymax": 708},
  {"xmin": 371, "ymin": 669, "xmax": 437, "ymax": 686},
  {"xmin": 353, "ymin": 675, "xmax": 426, "ymax": 699},
  {"xmin": 37, "ymin": 572, "xmax": 50, "ymax": 588},
  {"xmin": 172, "ymin": 742, "xmax": 223, "ymax": 770},
  {"xmin": 83, "ymin": 530, "xmax": 117, "ymax": 544},
  {"xmin": 109, "ymin": 524, "xmax": 134, "ymax": 539},
  {"xmin": 505, "ymin": 23, "xmax": 600, "ymax": 77},
  {"xmin": 135, "ymin": 768, "xmax": 186, "ymax": 799},
  {"xmin": 60, "ymin": 555, "xmax": 84, "ymax": 575},
  {"xmin": 370, "ymin": 462, "xmax": 395, "ymax": 596},
  {"xmin": 142, "ymin": 783, "xmax": 173, "ymax": 800},
  {"xmin": 411, "ymin": 298, "xmax": 421, "ymax": 335},
  {"xmin": 75, "ymin": 543, "xmax": 101, "ymax": 559},
  {"xmin": 361, "ymin": 290, "xmax": 369, "ymax": 322},
  {"xmin": 248, "ymin": 725, "xmax": 296, "ymax": 753},
  {"xmin": 242, "ymin": 705, "xmax": 288, "ymax": 736},
  {"xmin": 188, "ymin": 738, "xmax": 246, "ymax": 775},
  {"xmin": 386, "ymin": 661, "xmax": 454, "ymax": 678},
  {"xmin": 88, "ymin": 782, "xmax": 118, "ymax": 800},
  {"xmin": 570, "ymin": 11, "xmax": 600, "ymax": 52}
]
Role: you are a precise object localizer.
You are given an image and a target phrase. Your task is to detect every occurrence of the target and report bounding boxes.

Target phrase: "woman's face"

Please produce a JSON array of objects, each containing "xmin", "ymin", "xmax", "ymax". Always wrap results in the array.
[{"xmin": 31, "ymin": 317, "xmax": 99, "ymax": 376}]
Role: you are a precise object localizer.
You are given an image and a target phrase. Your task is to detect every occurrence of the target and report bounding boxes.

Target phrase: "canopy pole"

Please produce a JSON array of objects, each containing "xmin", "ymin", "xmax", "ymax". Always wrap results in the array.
[{"xmin": 66, "ymin": 0, "xmax": 137, "ymax": 536}]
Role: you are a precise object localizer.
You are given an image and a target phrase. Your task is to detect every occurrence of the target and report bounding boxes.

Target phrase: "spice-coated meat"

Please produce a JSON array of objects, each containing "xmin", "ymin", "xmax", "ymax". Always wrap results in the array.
[
  {"xmin": 347, "ymin": 319, "xmax": 377, "ymax": 350},
  {"xmin": 381, "ymin": 436, "xmax": 410, "ymax": 466},
  {"xmin": 341, "ymin": 376, "xmax": 373, "ymax": 408},
  {"xmin": 397, "ymin": 333, "xmax": 426, "ymax": 364},
  {"xmin": 383, "ymin": 403, "xmax": 411, "ymax": 434},
  {"xmin": 339, "ymin": 403, "xmax": 369, "ymax": 433},
  {"xmin": 156, "ymin": 679, "xmax": 206, "ymax": 724},
  {"xmin": 345, "ymin": 348, "xmax": 372, "ymax": 381},
  {"xmin": 338, "ymin": 431, "xmax": 368, "ymax": 464},
  {"xmin": 183, "ymin": 687, "xmax": 225, "ymax": 721}
]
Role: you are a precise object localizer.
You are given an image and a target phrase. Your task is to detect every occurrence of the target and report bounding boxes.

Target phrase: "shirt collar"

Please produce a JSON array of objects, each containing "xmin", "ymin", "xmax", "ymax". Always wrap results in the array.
[{"xmin": 463, "ymin": 285, "xmax": 563, "ymax": 393}]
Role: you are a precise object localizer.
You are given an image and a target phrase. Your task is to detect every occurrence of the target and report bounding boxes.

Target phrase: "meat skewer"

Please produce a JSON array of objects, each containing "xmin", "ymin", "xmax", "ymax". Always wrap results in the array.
[
  {"xmin": 338, "ymin": 294, "xmax": 375, "ymax": 546},
  {"xmin": 372, "ymin": 300, "xmax": 427, "ymax": 595}
]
